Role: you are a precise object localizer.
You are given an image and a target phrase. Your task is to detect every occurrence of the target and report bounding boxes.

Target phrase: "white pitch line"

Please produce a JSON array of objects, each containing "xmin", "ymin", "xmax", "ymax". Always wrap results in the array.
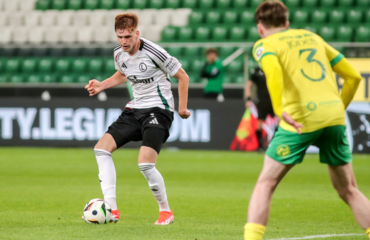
[{"xmin": 267, "ymin": 233, "xmax": 364, "ymax": 240}]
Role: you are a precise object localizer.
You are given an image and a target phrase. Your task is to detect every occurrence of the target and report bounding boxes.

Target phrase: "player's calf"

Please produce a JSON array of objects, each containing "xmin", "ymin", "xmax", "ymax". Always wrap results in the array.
[
  {"xmin": 329, "ymin": 163, "xmax": 370, "ymax": 231},
  {"xmin": 335, "ymin": 184, "xmax": 358, "ymax": 205},
  {"xmin": 139, "ymin": 163, "xmax": 171, "ymax": 212}
]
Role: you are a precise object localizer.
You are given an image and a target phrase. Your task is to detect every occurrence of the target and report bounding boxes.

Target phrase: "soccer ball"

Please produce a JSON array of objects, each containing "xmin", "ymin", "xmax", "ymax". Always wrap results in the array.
[{"xmin": 82, "ymin": 198, "xmax": 112, "ymax": 224}]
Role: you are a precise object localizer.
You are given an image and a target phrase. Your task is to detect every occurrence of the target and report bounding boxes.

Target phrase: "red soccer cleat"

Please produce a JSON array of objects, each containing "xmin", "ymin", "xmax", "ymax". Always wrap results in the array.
[
  {"xmin": 110, "ymin": 209, "xmax": 120, "ymax": 223},
  {"xmin": 154, "ymin": 210, "xmax": 174, "ymax": 225}
]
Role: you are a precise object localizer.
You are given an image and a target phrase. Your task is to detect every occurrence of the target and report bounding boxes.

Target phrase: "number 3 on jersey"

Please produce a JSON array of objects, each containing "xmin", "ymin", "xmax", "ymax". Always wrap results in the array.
[{"xmin": 299, "ymin": 48, "xmax": 326, "ymax": 81}]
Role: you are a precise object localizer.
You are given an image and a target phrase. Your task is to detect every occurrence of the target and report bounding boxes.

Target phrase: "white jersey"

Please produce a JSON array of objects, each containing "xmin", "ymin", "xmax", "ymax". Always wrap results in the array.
[{"xmin": 114, "ymin": 38, "xmax": 181, "ymax": 112}]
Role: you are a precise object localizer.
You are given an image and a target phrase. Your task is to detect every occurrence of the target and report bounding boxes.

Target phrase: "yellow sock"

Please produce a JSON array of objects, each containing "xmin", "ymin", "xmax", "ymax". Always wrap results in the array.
[
  {"xmin": 244, "ymin": 223, "xmax": 266, "ymax": 240},
  {"xmin": 366, "ymin": 227, "xmax": 370, "ymax": 239}
]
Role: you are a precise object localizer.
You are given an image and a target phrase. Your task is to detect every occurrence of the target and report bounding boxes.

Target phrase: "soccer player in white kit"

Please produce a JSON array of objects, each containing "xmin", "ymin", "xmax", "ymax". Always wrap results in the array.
[{"xmin": 84, "ymin": 12, "xmax": 190, "ymax": 225}]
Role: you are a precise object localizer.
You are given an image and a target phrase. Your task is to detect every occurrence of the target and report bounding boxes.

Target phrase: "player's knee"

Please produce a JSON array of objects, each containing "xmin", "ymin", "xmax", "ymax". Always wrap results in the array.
[
  {"xmin": 257, "ymin": 177, "xmax": 278, "ymax": 191},
  {"xmin": 94, "ymin": 133, "xmax": 118, "ymax": 152},
  {"xmin": 94, "ymin": 141, "xmax": 115, "ymax": 153},
  {"xmin": 94, "ymin": 142, "xmax": 101, "ymax": 150},
  {"xmin": 94, "ymin": 145, "xmax": 110, "ymax": 153},
  {"xmin": 336, "ymin": 185, "xmax": 358, "ymax": 202}
]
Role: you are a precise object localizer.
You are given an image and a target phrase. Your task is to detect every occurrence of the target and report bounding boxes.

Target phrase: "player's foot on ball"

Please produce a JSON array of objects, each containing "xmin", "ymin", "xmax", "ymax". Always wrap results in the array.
[
  {"xmin": 154, "ymin": 210, "xmax": 174, "ymax": 225},
  {"xmin": 110, "ymin": 209, "xmax": 120, "ymax": 223}
]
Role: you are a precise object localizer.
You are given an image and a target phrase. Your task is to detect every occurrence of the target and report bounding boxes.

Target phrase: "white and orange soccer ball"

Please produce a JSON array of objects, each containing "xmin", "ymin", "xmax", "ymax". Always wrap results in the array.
[{"xmin": 82, "ymin": 198, "xmax": 112, "ymax": 224}]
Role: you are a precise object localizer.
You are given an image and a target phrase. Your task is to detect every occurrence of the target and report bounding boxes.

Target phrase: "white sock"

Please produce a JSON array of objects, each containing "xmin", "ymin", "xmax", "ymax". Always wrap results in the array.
[
  {"xmin": 105, "ymin": 198, "xmax": 117, "ymax": 211},
  {"xmin": 94, "ymin": 149, "xmax": 117, "ymax": 210},
  {"xmin": 139, "ymin": 163, "xmax": 170, "ymax": 212}
]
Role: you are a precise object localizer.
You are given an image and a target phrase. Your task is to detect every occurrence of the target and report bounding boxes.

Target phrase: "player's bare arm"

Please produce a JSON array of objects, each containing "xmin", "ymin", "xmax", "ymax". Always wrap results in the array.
[
  {"xmin": 173, "ymin": 67, "xmax": 191, "ymax": 119},
  {"xmin": 244, "ymin": 80, "xmax": 253, "ymax": 109},
  {"xmin": 85, "ymin": 71, "xmax": 127, "ymax": 96}
]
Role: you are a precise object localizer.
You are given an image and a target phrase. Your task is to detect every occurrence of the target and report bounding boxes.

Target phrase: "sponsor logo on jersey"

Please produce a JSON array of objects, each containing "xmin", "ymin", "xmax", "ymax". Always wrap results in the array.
[
  {"xmin": 139, "ymin": 62, "xmax": 147, "ymax": 72},
  {"xmin": 127, "ymin": 75, "xmax": 155, "ymax": 84},
  {"xmin": 307, "ymin": 102, "xmax": 317, "ymax": 111},
  {"xmin": 136, "ymin": 77, "xmax": 154, "ymax": 84},
  {"xmin": 165, "ymin": 57, "xmax": 179, "ymax": 72},
  {"xmin": 121, "ymin": 62, "xmax": 127, "ymax": 68}
]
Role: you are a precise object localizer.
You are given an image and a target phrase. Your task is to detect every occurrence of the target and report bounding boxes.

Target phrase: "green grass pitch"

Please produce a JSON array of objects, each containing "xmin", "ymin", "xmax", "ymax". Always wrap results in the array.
[{"xmin": 0, "ymin": 148, "xmax": 369, "ymax": 240}]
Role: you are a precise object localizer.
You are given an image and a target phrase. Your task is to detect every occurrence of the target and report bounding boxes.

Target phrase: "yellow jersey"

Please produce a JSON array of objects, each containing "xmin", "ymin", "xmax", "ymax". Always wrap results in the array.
[{"xmin": 253, "ymin": 29, "xmax": 346, "ymax": 133}]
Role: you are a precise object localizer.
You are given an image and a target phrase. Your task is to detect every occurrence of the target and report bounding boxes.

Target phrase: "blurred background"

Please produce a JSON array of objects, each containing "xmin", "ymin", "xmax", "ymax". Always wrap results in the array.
[{"xmin": 0, "ymin": 0, "xmax": 369, "ymax": 152}]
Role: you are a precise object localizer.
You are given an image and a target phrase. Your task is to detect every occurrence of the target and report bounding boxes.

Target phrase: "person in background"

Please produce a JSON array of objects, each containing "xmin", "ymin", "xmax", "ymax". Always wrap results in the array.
[
  {"xmin": 245, "ymin": 66, "xmax": 275, "ymax": 151},
  {"xmin": 200, "ymin": 48, "xmax": 225, "ymax": 101}
]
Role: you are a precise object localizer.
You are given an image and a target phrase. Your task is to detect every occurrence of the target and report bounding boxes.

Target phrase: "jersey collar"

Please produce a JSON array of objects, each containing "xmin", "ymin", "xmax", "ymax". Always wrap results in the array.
[
  {"xmin": 139, "ymin": 38, "xmax": 144, "ymax": 51},
  {"xmin": 127, "ymin": 39, "xmax": 144, "ymax": 57}
]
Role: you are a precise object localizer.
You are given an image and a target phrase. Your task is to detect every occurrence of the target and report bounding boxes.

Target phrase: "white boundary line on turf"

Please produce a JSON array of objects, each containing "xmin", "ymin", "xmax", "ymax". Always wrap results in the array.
[{"xmin": 267, "ymin": 233, "xmax": 364, "ymax": 240}]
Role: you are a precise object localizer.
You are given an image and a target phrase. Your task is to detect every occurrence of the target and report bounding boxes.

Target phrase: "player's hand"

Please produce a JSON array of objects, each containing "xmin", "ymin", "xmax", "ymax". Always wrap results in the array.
[
  {"xmin": 245, "ymin": 100, "xmax": 253, "ymax": 109},
  {"xmin": 85, "ymin": 80, "xmax": 104, "ymax": 96},
  {"xmin": 178, "ymin": 108, "xmax": 191, "ymax": 119},
  {"xmin": 282, "ymin": 112, "xmax": 304, "ymax": 134}
]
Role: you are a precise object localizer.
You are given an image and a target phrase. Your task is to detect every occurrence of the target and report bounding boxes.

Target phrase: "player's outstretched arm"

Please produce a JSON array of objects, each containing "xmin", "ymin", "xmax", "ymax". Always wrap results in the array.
[
  {"xmin": 85, "ymin": 71, "xmax": 127, "ymax": 96},
  {"xmin": 173, "ymin": 67, "xmax": 191, "ymax": 119},
  {"xmin": 332, "ymin": 58, "xmax": 362, "ymax": 109}
]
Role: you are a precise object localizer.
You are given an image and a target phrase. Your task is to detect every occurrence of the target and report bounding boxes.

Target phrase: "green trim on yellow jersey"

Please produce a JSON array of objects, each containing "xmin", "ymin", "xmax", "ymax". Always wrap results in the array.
[
  {"xmin": 259, "ymin": 52, "xmax": 277, "ymax": 62},
  {"xmin": 330, "ymin": 53, "xmax": 344, "ymax": 67}
]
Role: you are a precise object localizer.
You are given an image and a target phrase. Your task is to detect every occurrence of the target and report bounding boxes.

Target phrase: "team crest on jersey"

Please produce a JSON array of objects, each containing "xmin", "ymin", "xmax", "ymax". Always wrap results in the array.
[
  {"xmin": 255, "ymin": 47, "xmax": 264, "ymax": 60},
  {"xmin": 139, "ymin": 62, "xmax": 147, "ymax": 72}
]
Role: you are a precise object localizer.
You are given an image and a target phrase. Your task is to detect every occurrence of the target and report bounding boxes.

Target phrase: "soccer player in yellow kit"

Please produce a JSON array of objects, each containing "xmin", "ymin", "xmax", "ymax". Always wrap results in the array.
[{"xmin": 244, "ymin": 1, "xmax": 370, "ymax": 240}]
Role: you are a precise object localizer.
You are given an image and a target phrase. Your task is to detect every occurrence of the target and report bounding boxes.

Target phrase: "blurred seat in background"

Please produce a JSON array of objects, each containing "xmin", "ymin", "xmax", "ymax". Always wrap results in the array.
[
  {"xmin": 55, "ymin": 10, "xmax": 74, "ymax": 26},
  {"xmin": 0, "ymin": 27, "xmax": 12, "ymax": 43}
]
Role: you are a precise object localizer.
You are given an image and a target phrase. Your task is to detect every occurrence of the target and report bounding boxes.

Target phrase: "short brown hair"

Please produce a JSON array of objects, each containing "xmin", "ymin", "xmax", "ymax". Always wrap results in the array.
[
  {"xmin": 115, "ymin": 12, "xmax": 139, "ymax": 31},
  {"xmin": 206, "ymin": 48, "xmax": 218, "ymax": 56},
  {"xmin": 254, "ymin": 1, "xmax": 288, "ymax": 28}
]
